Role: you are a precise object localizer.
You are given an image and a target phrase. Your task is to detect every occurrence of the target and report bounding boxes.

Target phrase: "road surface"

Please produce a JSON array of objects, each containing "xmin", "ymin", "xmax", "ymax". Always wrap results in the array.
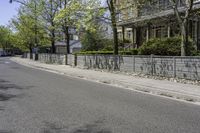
[{"xmin": 0, "ymin": 57, "xmax": 200, "ymax": 133}]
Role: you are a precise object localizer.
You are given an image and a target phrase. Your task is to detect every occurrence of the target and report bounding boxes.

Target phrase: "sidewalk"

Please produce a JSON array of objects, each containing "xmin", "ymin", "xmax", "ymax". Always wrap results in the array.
[{"xmin": 11, "ymin": 57, "xmax": 200, "ymax": 104}]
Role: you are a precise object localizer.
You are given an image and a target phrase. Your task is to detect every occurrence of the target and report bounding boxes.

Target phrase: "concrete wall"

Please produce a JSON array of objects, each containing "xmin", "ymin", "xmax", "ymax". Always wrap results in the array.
[
  {"xmin": 38, "ymin": 54, "xmax": 66, "ymax": 65},
  {"xmin": 24, "ymin": 53, "xmax": 200, "ymax": 80},
  {"xmin": 67, "ymin": 54, "xmax": 75, "ymax": 66},
  {"xmin": 75, "ymin": 55, "xmax": 200, "ymax": 80}
]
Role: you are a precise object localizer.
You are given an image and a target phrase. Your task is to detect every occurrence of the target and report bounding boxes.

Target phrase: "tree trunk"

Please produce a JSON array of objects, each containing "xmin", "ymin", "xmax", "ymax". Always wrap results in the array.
[
  {"xmin": 180, "ymin": 21, "xmax": 188, "ymax": 56},
  {"xmin": 29, "ymin": 45, "xmax": 33, "ymax": 59},
  {"xmin": 63, "ymin": 0, "xmax": 70, "ymax": 54},
  {"xmin": 110, "ymin": 5, "xmax": 118, "ymax": 55},
  {"xmin": 108, "ymin": 0, "xmax": 119, "ymax": 70},
  {"xmin": 51, "ymin": 39, "xmax": 55, "ymax": 54},
  {"xmin": 111, "ymin": 10, "xmax": 119, "ymax": 70},
  {"xmin": 51, "ymin": 31, "xmax": 56, "ymax": 54},
  {"xmin": 65, "ymin": 26, "xmax": 70, "ymax": 54},
  {"xmin": 113, "ymin": 26, "xmax": 118, "ymax": 55}
]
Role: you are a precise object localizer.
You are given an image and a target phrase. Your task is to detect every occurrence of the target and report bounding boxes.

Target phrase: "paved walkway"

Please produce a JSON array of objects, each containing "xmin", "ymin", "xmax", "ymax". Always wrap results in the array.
[{"xmin": 11, "ymin": 57, "xmax": 200, "ymax": 104}]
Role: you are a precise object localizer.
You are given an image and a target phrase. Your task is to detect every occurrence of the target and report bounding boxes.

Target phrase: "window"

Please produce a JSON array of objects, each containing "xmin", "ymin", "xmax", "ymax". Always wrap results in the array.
[
  {"xmin": 127, "ymin": 7, "xmax": 133, "ymax": 19},
  {"xmin": 152, "ymin": 26, "xmax": 168, "ymax": 38},
  {"xmin": 126, "ymin": 30, "xmax": 132, "ymax": 40}
]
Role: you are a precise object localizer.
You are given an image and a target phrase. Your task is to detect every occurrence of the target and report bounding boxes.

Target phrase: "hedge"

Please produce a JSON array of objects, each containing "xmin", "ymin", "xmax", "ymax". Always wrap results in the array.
[
  {"xmin": 138, "ymin": 37, "xmax": 196, "ymax": 56},
  {"xmin": 75, "ymin": 49, "xmax": 138, "ymax": 55}
]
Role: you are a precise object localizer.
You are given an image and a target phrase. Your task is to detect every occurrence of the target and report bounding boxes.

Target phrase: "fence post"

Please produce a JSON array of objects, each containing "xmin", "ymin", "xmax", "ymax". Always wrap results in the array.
[
  {"xmin": 118, "ymin": 55, "xmax": 121, "ymax": 71},
  {"xmin": 150, "ymin": 54, "xmax": 154, "ymax": 76},
  {"xmin": 133, "ymin": 55, "xmax": 135, "ymax": 72},
  {"xmin": 173, "ymin": 57, "xmax": 176, "ymax": 78},
  {"xmin": 74, "ymin": 54, "xmax": 77, "ymax": 66},
  {"xmin": 65, "ymin": 54, "xmax": 68, "ymax": 65}
]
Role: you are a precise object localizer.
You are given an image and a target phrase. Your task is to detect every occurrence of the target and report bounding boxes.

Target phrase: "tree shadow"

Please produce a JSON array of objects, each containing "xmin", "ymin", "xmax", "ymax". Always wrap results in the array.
[
  {"xmin": 42, "ymin": 122, "xmax": 69, "ymax": 133},
  {"xmin": 0, "ymin": 130, "xmax": 13, "ymax": 133},
  {"xmin": 0, "ymin": 79, "xmax": 34, "ymax": 91},
  {"xmin": 0, "ymin": 79, "xmax": 8, "ymax": 83},
  {"xmin": 71, "ymin": 121, "xmax": 112, "ymax": 133},
  {"xmin": 0, "ymin": 93, "xmax": 17, "ymax": 102},
  {"xmin": 41, "ymin": 120, "xmax": 112, "ymax": 133},
  {"xmin": 10, "ymin": 67, "xmax": 20, "ymax": 70},
  {"xmin": 0, "ymin": 106, "xmax": 4, "ymax": 111}
]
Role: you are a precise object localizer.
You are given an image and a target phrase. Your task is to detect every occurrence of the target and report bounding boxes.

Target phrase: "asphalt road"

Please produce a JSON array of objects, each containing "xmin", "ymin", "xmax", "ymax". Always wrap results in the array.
[{"xmin": 0, "ymin": 57, "xmax": 200, "ymax": 133}]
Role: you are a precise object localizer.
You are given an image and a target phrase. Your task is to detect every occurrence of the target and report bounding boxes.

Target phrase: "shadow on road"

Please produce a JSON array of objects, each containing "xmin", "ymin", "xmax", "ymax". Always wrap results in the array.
[
  {"xmin": 0, "ymin": 78, "xmax": 34, "ymax": 111},
  {"xmin": 0, "ymin": 130, "xmax": 13, "ymax": 133},
  {"xmin": 0, "ymin": 93, "xmax": 17, "ymax": 102},
  {"xmin": 42, "ymin": 122, "xmax": 68, "ymax": 133},
  {"xmin": 71, "ymin": 120, "xmax": 111, "ymax": 133},
  {"xmin": 0, "ymin": 106, "xmax": 4, "ymax": 111},
  {"xmin": 0, "ymin": 78, "xmax": 34, "ymax": 91},
  {"xmin": 42, "ymin": 120, "xmax": 112, "ymax": 133}
]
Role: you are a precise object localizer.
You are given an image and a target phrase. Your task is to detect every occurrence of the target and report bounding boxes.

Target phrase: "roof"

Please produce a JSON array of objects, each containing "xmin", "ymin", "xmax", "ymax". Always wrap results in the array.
[{"xmin": 55, "ymin": 40, "xmax": 82, "ymax": 48}]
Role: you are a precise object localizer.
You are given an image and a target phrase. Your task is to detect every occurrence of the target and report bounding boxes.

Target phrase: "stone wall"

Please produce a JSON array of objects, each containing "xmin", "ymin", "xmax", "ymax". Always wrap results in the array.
[
  {"xmin": 38, "ymin": 54, "xmax": 66, "ymax": 65},
  {"xmin": 23, "ymin": 53, "xmax": 200, "ymax": 80},
  {"xmin": 75, "ymin": 55, "xmax": 200, "ymax": 80},
  {"xmin": 67, "ymin": 54, "xmax": 75, "ymax": 66}
]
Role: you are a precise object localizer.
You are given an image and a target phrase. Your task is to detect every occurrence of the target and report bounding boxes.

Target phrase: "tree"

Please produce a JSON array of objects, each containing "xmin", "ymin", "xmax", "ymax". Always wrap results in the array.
[
  {"xmin": 56, "ymin": 0, "xmax": 105, "ymax": 54},
  {"xmin": 11, "ymin": 0, "xmax": 49, "ymax": 58},
  {"xmin": 41, "ymin": 0, "xmax": 60, "ymax": 53},
  {"xmin": 10, "ymin": 0, "xmax": 47, "ymax": 58},
  {"xmin": 107, "ymin": 0, "xmax": 118, "ymax": 55},
  {"xmin": 169, "ymin": 0, "xmax": 194, "ymax": 56},
  {"xmin": 0, "ymin": 26, "xmax": 13, "ymax": 50},
  {"xmin": 59, "ymin": 0, "xmax": 70, "ymax": 54},
  {"xmin": 54, "ymin": 0, "xmax": 81, "ymax": 54},
  {"xmin": 81, "ymin": 30, "xmax": 105, "ymax": 51}
]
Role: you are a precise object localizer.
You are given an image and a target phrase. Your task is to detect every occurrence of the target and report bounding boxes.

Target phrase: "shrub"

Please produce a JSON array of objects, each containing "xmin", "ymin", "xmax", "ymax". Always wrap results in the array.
[
  {"xmin": 80, "ymin": 30, "xmax": 114, "ymax": 51},
  {"xmin": 191, "ymin": 50, "xmax": 200, "ymax": 56},
  {"xmin": 75, "ymin": 49, "xmax": 138, "ymax": 55},
  {"xmin": 101, "ymin": 39, "xmax": 114, "ymax": 51},
  {"xmin": 120, "ymin": 49, "xmax": 138, "ymax": 55},
  {"xmin": 80, "ymin": 31, "xmax": 105, "ymax": 51},
  {"xmin": 75, "ymin": 51, "xmax": 113, "ymax": 55},
  {"xmin": 138, "ymin": 37, "xmax": 196, "ymax": 56}
]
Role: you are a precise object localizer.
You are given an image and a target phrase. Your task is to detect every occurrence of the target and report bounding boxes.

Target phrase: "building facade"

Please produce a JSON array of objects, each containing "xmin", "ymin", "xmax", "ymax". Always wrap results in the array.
[
  {"xmin": 54, "ymin": 27, "xmax": 82, "ymax": 54},
  {"xmin": 116, "ymin": 0, "xmax": 200, "ymax": 49}
]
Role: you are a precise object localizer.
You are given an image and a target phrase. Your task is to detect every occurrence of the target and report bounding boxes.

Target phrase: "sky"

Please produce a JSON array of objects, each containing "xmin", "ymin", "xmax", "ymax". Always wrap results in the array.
[
  {"xmin": 0, "ymin": 0, "xmax": 105, "ymax": 27},
  {"xmin": 0, "ymin": 0, "xmax": 20, "ymax": 26}
]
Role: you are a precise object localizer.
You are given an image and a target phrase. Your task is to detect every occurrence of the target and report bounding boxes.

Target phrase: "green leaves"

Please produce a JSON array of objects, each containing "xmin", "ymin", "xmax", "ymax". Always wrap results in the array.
[
  {"xmin": 10, "ymin": 0, "xmax": 50, "ymax": 51},
  {"xmin": 54, "ymin": 0, "xmax": 81, "ymax": 25},
  {"xmin": 55, "ymin": 0, "xmax": 104, "ymax": 33},
  {"xmin": 0, "ymin": 26, "xmax": 12, "ymax": 49}
]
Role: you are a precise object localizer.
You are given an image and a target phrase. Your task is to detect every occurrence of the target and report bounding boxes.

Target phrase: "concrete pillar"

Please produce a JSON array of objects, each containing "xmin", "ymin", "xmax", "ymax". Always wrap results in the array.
[
  {"xmin": 167, "ymin": 25, "xmax": 171, "ymax": 38},
  {"xmin": 146, "ymin": 25, "xmax": 150, "ymax": 41}
]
